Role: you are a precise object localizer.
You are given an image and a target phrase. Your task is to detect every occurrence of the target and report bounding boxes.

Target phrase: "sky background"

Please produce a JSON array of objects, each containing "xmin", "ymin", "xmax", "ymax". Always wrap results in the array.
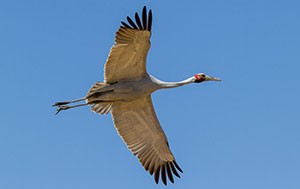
[{"xmin": 1, "ymin": 0, "xmax": 300, "ymax": 188}]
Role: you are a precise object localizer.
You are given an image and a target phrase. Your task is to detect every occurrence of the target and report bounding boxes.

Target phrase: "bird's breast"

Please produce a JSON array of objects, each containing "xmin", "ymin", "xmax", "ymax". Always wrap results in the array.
[{"xmin": 112, "ymin": 77, "xmax": 158, "ymax": 101}]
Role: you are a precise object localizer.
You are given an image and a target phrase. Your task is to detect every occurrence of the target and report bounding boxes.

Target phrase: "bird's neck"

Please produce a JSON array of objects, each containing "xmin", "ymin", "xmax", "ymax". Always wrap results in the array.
[{"xmin": 150, "ymin": 75, "xmax": 194, "ymax": 89}]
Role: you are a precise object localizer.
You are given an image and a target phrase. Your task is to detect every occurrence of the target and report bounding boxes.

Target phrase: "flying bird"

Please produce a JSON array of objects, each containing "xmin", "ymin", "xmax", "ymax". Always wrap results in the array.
[{"xmin": 53, "ymin": 6, "xmax": 221, "ymax": 185}]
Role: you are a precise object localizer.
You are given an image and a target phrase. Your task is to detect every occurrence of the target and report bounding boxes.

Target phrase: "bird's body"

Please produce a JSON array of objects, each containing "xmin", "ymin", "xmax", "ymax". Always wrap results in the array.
[
  {"xmin": 88, "ymin": 75, "xmax": 159, "ymax": 102},
  {"xmin": 86, "ymin": 74, "xmax": 201, "ymax": 103},
  {"xmin": 54, "ymin": 6, "xmax": 220, "ymax": 185}
]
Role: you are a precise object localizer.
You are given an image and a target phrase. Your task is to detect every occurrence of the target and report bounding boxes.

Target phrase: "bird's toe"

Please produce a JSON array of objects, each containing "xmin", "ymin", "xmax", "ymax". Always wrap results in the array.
[
  {"xmin": 55, "ymin": 105, "xmax": 70, "ymax": 114},
  {"xmin": 53, "ymin": 101, "xmax": 69, "ymax": 106}
]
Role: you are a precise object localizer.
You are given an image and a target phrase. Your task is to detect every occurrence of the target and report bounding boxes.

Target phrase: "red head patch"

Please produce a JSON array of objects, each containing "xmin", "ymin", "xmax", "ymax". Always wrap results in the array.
[{"xmin": 194, "ymin": 74, "xmax": 206, "ymax": 83}]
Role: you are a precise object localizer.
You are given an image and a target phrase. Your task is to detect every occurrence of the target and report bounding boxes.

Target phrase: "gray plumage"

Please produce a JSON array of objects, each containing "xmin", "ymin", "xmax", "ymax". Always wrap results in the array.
[{"xmin": 53, "ymin": 6, "xmax": 220, "ymax": 185}]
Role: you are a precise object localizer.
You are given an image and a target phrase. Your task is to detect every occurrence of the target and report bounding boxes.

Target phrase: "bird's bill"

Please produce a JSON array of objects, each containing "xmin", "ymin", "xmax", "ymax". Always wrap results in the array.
[{"xmin": 205, "ymin": 75, "xmax": 222, "ymax": 81}]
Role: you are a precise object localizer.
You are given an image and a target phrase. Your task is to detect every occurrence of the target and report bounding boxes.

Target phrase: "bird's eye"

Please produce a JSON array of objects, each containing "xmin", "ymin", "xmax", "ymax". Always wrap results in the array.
[{"xmin": 194, "ymin": 74, "xmax": 205, "ymax": 83}]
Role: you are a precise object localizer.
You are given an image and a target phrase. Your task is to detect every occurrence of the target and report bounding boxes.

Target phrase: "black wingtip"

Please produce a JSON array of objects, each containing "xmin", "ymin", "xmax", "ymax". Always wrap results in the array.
[
  {"xmin": 154, "ymin": 166, "xmax": 160, "ymax": 184},
  {"xmin": 148, "ymin": 9, "xmax": 152, "ymax": 32},
  {"xmin": 170, "ymin": 162, "xmax": 180, "ymax": 178},
  {"xmin": 120, "ymin": 6, "xmax": 152, "ymax": 32},
  {"xmin": 151, "ymin": 161, "xmax": 182, "ymax": 185},
  {"xmin": 121, "ymin": 21, "xmax": 132, "ymax": 29},
  {"xmin": 161, "ymin": 165, "xmax": 167, "ymax": 185},
  {"xmin": 173, "ymin": 160, "xmax": 183, "ymax": 173},
  {"xmin": 135, "ymin": 12, "xmax": 143, "ymax": 30},
  {"xmin": 127, "ymin": 16, "xmax": 138, "ymax": 29},
  {"xmin": 166, "ymin": 163, "xmax": 174, "ymax": 183},
  {"xmin": 142, "ymin": 6, "xmax": 147, "ymax": 29}
]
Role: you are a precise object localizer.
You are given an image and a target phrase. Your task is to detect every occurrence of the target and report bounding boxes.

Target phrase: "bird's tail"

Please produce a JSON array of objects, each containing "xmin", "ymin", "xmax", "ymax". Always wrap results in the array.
[
  {"xmin": 86, "ymin": 82, "xmax": 113, "ymax": 115},
  {"xmin": 91, "ymin": 102, "xmax": 112, "ymax": 114},
  {"xmin": 86, "ymin": 82, "xmax": 110, "ymax": 98}
]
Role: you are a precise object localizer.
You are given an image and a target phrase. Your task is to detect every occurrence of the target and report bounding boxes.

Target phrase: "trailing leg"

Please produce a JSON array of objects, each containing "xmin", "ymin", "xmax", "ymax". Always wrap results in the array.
[
  {"xmin": 53, "ymin": 97, "xmax": 86, "ymax": 107},
  {"xmin": 55, "ymin": 103, "xmax": 87, "ymax": 114}
]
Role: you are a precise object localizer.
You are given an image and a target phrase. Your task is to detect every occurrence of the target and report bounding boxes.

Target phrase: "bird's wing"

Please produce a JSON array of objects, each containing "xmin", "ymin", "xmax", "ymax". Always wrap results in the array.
[
  {"xmin": 111, "ymin": 96, "xmax": 183, "ymax": 185},
  {"xmin": 104, "ymin": 6, "xmax": 152, "ymax": 84}
]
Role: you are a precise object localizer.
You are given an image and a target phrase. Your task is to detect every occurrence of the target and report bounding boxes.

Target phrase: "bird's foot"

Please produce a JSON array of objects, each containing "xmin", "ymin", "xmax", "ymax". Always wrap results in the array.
[
  {"xmin": 53, "ymin": 101, "xmax": 70, "ymax": 107},
  {"xmin": 55, "ymin": 105, "xmax": 70, "ymax": 115}
]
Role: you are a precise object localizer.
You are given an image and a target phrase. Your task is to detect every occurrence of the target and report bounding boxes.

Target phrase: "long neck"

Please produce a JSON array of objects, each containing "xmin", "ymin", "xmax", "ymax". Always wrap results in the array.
[{"xmin": 150, "ymin": 75, "xmax": 195, "ymax": 89}]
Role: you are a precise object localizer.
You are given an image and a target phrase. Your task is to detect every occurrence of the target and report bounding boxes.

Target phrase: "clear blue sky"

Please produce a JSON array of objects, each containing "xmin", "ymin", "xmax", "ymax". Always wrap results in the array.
[{"xmin": 1, "ymin": 0, "xmax": 299, "ymax": 188}]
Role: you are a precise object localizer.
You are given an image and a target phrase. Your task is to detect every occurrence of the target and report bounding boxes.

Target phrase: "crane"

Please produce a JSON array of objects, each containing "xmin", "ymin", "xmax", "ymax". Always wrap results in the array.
[{"xmin": 53, "ymin": 6, "xmax": 221, "ymax": 185}]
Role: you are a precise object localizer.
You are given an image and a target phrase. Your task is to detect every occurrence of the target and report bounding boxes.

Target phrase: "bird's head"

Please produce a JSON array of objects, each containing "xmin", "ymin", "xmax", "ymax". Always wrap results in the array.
[{"xmin": 193, "ymin": 73, "xmax": 221, "ymax": 83}]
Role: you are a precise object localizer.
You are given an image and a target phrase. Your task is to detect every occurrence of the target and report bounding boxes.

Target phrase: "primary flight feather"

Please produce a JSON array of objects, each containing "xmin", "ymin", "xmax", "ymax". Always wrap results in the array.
[{"xmin": 53, "ymin": 6, "xmax": 221, "ymax": 185}]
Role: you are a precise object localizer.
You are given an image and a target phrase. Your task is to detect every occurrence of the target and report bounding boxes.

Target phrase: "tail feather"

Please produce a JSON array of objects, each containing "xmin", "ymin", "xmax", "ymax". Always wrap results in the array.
[
  {"xmin": 91, "ymin": 103, "xmax": 112, "ymax": 114},
  {"xmin": 87, "ymin": 82, "xmax": 113, "ymax": 115},
  {"xmin": 86, "ymin": 82, "xmax": 110, "ymax": 98}
]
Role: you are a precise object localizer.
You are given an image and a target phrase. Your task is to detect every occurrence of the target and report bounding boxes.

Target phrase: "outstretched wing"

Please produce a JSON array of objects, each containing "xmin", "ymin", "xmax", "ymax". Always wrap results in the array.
[
  {"xmin": 111, "ymin": 96, "xmax": 183, "ymax": 185},
  {"xmin": 104, "ymin": 6, "xmax": 152, "ymax": 84}
]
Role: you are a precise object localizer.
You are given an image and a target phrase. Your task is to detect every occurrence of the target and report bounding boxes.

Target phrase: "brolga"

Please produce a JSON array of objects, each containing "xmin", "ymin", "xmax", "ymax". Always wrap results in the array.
[{"xmin": 53, "ymin": 6, "xmax": 221, "ymax": 185}]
